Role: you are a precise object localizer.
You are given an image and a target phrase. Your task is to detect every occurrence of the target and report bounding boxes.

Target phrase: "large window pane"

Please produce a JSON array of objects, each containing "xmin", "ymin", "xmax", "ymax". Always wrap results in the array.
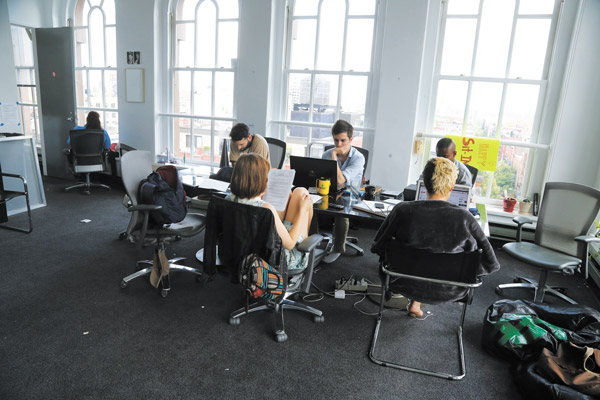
[
  {"xmin": 447, "ymin": 0, "xmax": 480, "ymax": 15},
  {"xmin": 104, "ymin": 70, "xmax": 118, "ymax": 108},
  {"xmin": 287, "ymin": 73, "xmax": 311, "ymax": 121},
  {"xmin": 212, "ymin": 120, "xmax": 233, "ymax": 165},
  {"xmin": 176, "ymin": 23, "xmax": 194, "ymax": 67},
  {"xmin": 294, "ymin": 0, "xmax": 319, "ymax": 16},
  {"xmin": 501, "ymin": 84, "xmax": 540, "ymax": 142},
  {"xmin": 312, "ymin": 74, "xmax": 338, "ymax": 123},
  {"xmin": 481, "ymin": 146, "xmax": 531, "ymax": 199},
  {"xmin": 193, "ymin": 71, "xmax": 212, "ymax": 116},
  {"xmin": 89, "ymin": 9, "xmax": 105, "ymax": 67},
  {"xmin": 509, "ymin": 20, "xmax": 551, "ymax": 79},
  {"xmin": 519, "ymin": 0, "xmax": 555, "ymax": 14},
  {"xmin": 316, "ymin": 0, "xmax": 345, "ymax": 70},
  {"xmin": 216, "ymin": 0, "xmax": 238, "ymax": 19},
  {"xmin": 105, "ymin": 112, "xmax": 118, "ymax": 141},
  {"xmin": 348, "ymin": 0, "xmax": 376, "ymax": 15},
  {"xmin": 289, "ymin": 19, "xmax": 316, "ymax": 70},
  {"xmin": 104, "ymin": 0, "xmax": 115, "ymax": 24},
  {"xmin": 75, "ymin": 70, "xmax": 88, "ymax": 107},
  {"xmin": 345, "ymin": 20, "xmax": 374, "ymax": 72},
  {"xmin": 106, "ymin": 27, "xmax": 116, "ymax": 66},
  {"xmin": 474, "ymin": 0, "xmax": 514, "ymax": 78},
  {"xmin": 173, "ymin": 117, "xmax": 191, "ymax": 159},
  {"xmin": 75, "ymin": 28, "xmax": 89, "ymax": 67},
  {"xmin": 433, "ymin": 80, "xmax": 468, "ymax": 135},
  {"xmin": 217, "ymin": 21, "xmax": 238, "ymax": 68},
  {"xmin": 174, "ymin": 71, "xmax": 191, "ymax": 113},
  {"xmin": 196, "ymin": 1, "xmax": 216, "ymax": 68},
  {"xmin": 180, "ymin": 0, "xmax": 199, "ymax": 19},
  {"xmin": 340, "ymin": 75, "xmax": 367, "ymax": 128},
  {"xmin": 440, "ymin": 19, "xmax": 477, "ymax": 75},
  {"xmin": 214, "ymin": 71, "xmax": 234, "ymax": 117},
  {"xmin": 88, "ymin": 70, "xmax": 103, "ymax": 107},
  {"xmin": 466, "ymin": 82, "xmax": 503, "ymax": 137}
]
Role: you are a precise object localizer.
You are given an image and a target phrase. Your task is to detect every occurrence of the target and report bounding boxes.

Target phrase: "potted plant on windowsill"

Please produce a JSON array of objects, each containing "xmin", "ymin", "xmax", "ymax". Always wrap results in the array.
[
  {"xmin": 519, "ymin": 197, "xmax": 532, "ymax": 215},
  {"xmin": 503, "ymin": 196, "xmax": 517, "ymax": 212}
]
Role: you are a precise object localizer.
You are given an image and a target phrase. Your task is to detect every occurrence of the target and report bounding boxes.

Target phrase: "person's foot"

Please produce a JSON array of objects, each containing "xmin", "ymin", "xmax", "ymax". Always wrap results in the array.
[
  {"xmin": 323, "ymin": 251, "xmax": 341, "ymax": 264},
  {"xmin": 407, "ymin": 301, "xmax": 423, "ymax": 318}
]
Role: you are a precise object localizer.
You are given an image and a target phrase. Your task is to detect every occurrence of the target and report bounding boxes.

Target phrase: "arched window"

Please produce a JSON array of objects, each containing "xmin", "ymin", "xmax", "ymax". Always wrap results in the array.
[
  {"xmin": 275, "ymin": 0, "xmax": 379, "ymax": 156},
  {"xmin": 168, "ymin": 0, "xmax": 239, "ymax": 164},
  {"xmin": 73, "ymin": 0, "xmax": 118, "ymax": 142}
]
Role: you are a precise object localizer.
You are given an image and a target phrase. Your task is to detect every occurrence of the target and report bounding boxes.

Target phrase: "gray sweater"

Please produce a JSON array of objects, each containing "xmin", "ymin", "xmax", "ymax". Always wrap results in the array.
[{"xmin": 371, "ymin": 200, "xmax": 500, "ymax": 303}]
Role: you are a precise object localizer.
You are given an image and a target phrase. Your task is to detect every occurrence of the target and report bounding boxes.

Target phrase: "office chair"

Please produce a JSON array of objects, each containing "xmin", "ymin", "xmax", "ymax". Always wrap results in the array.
[
  {"xmin": 496, "ymin": 182, "xmax": 600, "ymax": 304},
  {"xmin": 203, "ymin": 195, "xmax": 325, "ymax": 342},
  {"xmin": 465, "ymin": 164, "xmax": 478, "ymax": 186},
  {"xmin": 0, "ymin": 163, "xmax": 32, "ymax": 233},
  {"xmin": 65, "ymin": 129, "xmax": 111, "ymax": 195},
  {"xmin": 119, "ymin": 150, "xmax": 206, "ymax": 297},
  {"xmin": 219, "ymin": 138, "xmax": 230, "ymax": 168},
  {"xmin": 369, "ymin": 239, "xmax": 482, "ymax": 380},
  {"xmin": 265, "ymin": 137, "xmax": 286, "ymax": 169},
  {"xmin": 324, "ymin": 144, "xmax": 370, "ymax": 256}
]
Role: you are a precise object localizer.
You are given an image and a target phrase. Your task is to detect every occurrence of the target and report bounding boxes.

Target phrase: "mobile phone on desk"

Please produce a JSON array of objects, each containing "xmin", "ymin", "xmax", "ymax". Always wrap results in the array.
[{"xmin": 374, "ymin": 203, "xmax": 385, "ymax": 209}]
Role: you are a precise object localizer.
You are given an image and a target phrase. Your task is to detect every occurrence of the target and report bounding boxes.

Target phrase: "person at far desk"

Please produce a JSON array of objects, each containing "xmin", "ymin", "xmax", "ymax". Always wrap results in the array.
[
  {"xmin": 435, "ymin": 138, "xmax": 471, "ymax": 186},
  {"xmin": 229, "ymin": 123, "xmax": 270, "ymax": 167},
  {"xmin": 321, "ymin": 119, "xmax": 365, "ymax": 263},
  {"xmin": 67, "ymin": 111, "xmax": 111, "ymax": 150},
  {"xmin": 371, "ymin": 157, "xmax": 499, "ymax": 319}
]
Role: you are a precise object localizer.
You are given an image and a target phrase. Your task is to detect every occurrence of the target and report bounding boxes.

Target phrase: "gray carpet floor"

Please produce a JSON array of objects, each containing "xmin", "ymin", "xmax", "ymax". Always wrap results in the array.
[{"xmin": 1, "ymin": 175, "xmax": 599, "ymax": 399}]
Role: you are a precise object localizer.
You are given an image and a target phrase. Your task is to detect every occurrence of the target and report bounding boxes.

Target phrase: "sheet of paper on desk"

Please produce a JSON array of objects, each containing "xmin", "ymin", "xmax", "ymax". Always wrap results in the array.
[
  {"xmin": 194, "ymin": 177, "xmax": 230, "ymax": 192},
  {"xmin": 309, "ymin": 194, "xmax": 322, "ymax": 204},
  {"xmin": 383, "ymin": 198, "xmax": 402, "ymax": 206},
  {"xmin": 263, "ymin": 169, "xmax": 296, "ymax": 211}
]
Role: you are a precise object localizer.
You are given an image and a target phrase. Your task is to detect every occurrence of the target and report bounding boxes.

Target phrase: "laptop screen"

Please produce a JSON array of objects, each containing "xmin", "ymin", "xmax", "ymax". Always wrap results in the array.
[
  {"xmin": 289, "ymin": 156, "xmax": 338, "ymax": 194},
  {"xmin": 415, "ymin": 180, "xmax": 471, "ymax": 209}
]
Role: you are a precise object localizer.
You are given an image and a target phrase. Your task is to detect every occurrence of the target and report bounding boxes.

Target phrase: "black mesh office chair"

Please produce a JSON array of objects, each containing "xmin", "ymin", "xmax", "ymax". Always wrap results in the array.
[
  {"xmin": 496, "ymin": 182, "xmax": 600, "ymax": 304},
  {"xmin": 203, "ymin": 195, "xmax": 325, "ymax": 342},
  {"xmin": 0, "ymin": 163, "xmax": 32, "ymax": 233},
  {"xmin": 369, "ymin": 240, "xmax": 483, "ymax": 380},
  {"xmin": 119, "ymin": 150, "xmax": 206, "ymax": 297},
  {"xmin": 265, "ymin": 137, "xmax": 286, "ymax": 169},
  {"xmin": 465, "ymin": 164, "xmax": 478, "ymax": 186},
  {"xmin": 65, "ymin": 129, "xmax": 111, "ymax": 194}
]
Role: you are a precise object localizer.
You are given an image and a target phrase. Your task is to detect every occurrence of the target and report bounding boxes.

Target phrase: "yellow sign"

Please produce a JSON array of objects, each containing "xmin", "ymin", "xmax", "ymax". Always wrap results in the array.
[{"xmin": 447, "ymin": 135, "xmax": 500, "ymax": 172}]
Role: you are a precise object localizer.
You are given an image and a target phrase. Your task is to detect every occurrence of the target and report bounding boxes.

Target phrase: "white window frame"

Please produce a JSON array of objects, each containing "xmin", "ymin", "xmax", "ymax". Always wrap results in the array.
[
  {"xmin": 270, "ymin": 0, "xmax": 380, "ymax": 156},
  {"xmin": 423, "ymin": 0, "xmax": 562, "ymax": 205},
  {"xmin": 159, "ymin": 0, "xmax": 239, "ymax": 166}
]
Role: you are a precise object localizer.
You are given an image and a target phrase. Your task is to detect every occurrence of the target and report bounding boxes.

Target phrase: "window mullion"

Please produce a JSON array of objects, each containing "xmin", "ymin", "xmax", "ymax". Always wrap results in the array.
[{"xmin": 504, "ymin": 3, "xmax": 520, "ymax": 78}]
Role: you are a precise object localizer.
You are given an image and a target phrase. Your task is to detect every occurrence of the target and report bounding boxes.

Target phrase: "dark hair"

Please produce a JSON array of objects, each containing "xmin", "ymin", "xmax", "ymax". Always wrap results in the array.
[
  {"xmin": 422, "ymin": 157, "xmax": 457, "ymax": 197},
  {"xmin": 331, "ymin": 119, "xmax": 353, "ymax": 139},
  {"xmin": 86, "ymin": 111, "xmax": 102, "ymax": 130},
  {"xmin": 435, "ymin": 138, "xmax": 454, "ymax": 157},
  {"xmin": 229, "ymin": 123, "xmax": 251, "ymax": 142},
  {"xmin": 230, "ymin": 153, "xmax": 270, "ymax": 199}
]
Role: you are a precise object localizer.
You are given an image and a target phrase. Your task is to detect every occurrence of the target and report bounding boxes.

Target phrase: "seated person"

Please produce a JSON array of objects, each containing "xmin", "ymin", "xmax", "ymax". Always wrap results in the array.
[
  {"xmin": 67, "ymin": 111, "xmax": 111, "ymax": 150},
  {"xmin": 371, "ymin": 157, "xmax": 499, "ymax": 318},
  {"xmin": 435, "ymin": 138, "xmax": 471, "ymax": 186},
  {"xmin": 226, "ymin": 153, "xmax": 313, "ymax": 272}
]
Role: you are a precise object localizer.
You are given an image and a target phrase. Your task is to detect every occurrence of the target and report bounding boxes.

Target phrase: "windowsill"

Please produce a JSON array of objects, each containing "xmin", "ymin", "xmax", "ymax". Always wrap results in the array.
[{"xmin": 484, "ymin": 204, "xmax": 538, "ymax": 229}]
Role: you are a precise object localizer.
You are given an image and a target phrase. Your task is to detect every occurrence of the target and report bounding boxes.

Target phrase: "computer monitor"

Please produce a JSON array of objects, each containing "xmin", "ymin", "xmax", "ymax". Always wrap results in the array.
[
  {"xmin": 289, "ymin": 155, "xmax": 339, "ymax": 194},
  {"xmin": 415, "ymin": 180, "xmax": 471, "ymax": 209}
]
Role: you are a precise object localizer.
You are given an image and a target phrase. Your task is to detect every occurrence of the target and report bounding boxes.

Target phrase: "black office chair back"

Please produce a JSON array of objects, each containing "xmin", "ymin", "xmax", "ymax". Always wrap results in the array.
[
  {"xmin": 204, "ymin": 195, "xmax": 285, "ymax": 280},
  {"xmin": 384, "ymin": 239, "xmax": 482, "ymax": 287},
  {"xmin": 535, "ymin": 182, "xmax": 600, "ymax": 258},
  {"xmin": 265, "ymin": 137, "xmax": 286, "ymax": 169},
  {"xmin": 465, "ymin": 164, "xmax": 478, "ymax": 186},
  {"xmin": 324, "ymin": 144, "xmax": 369, "ymax": 180},
  {"xmin": 219, "ymin": 138, "xmax": 230, "ymax": 168},
  {"xmin": 69, "ymin": 129, "xmax": 105, "ymax": 166}
]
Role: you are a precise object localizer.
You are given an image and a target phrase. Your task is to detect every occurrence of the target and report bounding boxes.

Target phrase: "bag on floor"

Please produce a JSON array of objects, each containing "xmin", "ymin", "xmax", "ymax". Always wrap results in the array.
[
  {"xmin": 138, "ymin": 165, "xmax": 186, "ymax": 225},
  {"xmin": 239, "ymin": 253, "xmax": 284, "ymax": 301}
]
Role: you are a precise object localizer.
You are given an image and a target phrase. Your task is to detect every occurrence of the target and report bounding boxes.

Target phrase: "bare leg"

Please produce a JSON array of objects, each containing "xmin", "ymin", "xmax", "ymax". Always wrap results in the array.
[{"xmin": 284, "ymin": 187, "xmax": 313, "ymax": 238}]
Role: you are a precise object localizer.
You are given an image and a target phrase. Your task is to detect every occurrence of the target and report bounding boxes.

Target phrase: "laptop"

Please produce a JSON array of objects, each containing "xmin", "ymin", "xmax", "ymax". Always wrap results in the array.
[
  {"xmin": 415, "ymin": 179, "xmax": 471, "ymax": 209},
  {"xmin": 289, "ymin": 155, "xmax": 339, "ymax": 194}
]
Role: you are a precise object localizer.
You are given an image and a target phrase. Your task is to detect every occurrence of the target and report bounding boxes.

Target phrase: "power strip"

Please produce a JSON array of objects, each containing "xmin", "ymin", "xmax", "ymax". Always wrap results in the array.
[{"xmin": 335, "ymin": 278, "xmax": 368, "ymax": 292}]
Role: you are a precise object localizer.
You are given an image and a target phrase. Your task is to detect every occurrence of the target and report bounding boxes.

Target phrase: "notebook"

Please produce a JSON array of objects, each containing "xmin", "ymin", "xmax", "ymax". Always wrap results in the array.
[
  {"xmin": 415, "ymin": 180, "xmax": 471, "ymax": 209},
  {"xmin": 289, "ymin": 156, "xmax": 339, "ymax": 194}
]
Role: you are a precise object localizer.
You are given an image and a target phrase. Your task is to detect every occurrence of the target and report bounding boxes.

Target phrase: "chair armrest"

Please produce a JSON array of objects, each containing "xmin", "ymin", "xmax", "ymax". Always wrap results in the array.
[
  {"xmin": 512, "ymin": 215, "xmax": 534, "ymax": 242},
  {"xmin": 128, "ymin": 204, "xmax": 162, "ymax": 212},
  {"xmin": 297, "ymin": 234, "xmax": 324, "ymax": 254},
  {"xmin": 575, "ymin": 235, "xmax": 600, "ymax": 244},
  {"xmin": 575, "ymin": 235, "xmax": 600, "ymax": 280},
  {"xmin": 0, "ymin": 173, "xmax": 27, "ymax": 192}
]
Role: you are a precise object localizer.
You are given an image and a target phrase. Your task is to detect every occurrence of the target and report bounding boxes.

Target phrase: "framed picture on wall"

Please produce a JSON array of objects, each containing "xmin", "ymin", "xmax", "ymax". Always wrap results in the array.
[{"xmin": 127, "ymin": 51, "xmax": 140, "ymax": 65}]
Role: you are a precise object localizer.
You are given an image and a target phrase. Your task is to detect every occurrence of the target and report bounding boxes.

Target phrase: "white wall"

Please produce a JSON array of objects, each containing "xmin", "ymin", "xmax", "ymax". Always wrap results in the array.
[
  {"xmin": 546, "ymin": 0, "xmax": 600, "ymax": 188},
  {"xmin": 0, "ymin": 0, "xmax": 19, "ymax": 133}
]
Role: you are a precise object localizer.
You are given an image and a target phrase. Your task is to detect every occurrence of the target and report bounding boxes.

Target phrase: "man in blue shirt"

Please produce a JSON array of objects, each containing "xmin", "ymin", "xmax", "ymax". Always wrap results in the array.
[{"xmin": 321, "ymin": 119, "xmax": 365, "ymax": 263}]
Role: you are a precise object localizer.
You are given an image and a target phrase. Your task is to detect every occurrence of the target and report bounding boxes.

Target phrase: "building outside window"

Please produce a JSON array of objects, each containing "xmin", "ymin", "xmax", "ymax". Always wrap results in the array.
[
  {"xmin": 72, "ymin": 0, "xmax": 119, "ymax": 143},
  {"xmin": 11, "ymin": 25, "xmax": 40, "ymax": 142},
  {"xmin": 275, "ymin": 0, "xmax": 379, "ymax": 158},
  {"xmin": 428, "ymin": 0, "xmax": 560, "ymax": 201},
  {"xmin": 168, "ymin": 0, "xmax": 239, "ymax": 165}
]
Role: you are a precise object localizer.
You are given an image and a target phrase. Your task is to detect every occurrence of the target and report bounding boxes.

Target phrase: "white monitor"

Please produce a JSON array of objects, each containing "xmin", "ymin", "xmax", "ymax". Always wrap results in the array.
[{"xmin": 415, "ymin": 180, "xmax": 471, "ymax": 209}]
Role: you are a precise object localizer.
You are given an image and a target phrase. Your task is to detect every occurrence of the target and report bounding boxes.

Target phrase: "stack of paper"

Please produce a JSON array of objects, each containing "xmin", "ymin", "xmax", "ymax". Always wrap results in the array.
[{"xmin": 353, "ymin": 200, "xmax": 394, "ymax": 217}]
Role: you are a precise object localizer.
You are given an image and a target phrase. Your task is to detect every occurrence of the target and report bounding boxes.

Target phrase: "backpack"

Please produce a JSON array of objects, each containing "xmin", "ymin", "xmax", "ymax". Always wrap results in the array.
[
  {"xmin": 239, "ymin": 253, "xmax": 284, "ymax": 301},
  {"xmin": 138, "ymin": 165, "xmax": 187, "ymax": 225}
]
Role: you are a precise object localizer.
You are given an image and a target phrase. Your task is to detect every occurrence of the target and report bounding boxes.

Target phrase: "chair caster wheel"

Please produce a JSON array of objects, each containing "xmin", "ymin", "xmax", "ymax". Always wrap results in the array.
[
  {"xmin": 229, "ymin": 317, "xmax": 240, "ymax": 325},
  {"xmin": 314, "ymin": 315, "xmax": 325, "ymax": 323},
  {"xmin": 120, "ymin": 280, "xmax": 127, "ymax": 289},
  {"xmin": 119, "ymin": 232, "xmax": 127, "ymax": 240},
  {"xmin": 276, "ymin": 332, "xmax": 288, "ymax": 343},
  {"xmin": 357, "ymin": 250, "xmax": 364, "ymax": 256},
  {"xmin": 195, "ymin": 274, "xmax": 203, "ymax": 282},
  {"xmin": 160, "ymin": 289, "xmax": 169, "ymax": 298},
  {"xmin": 495, "ymin": 287, "xmax": 503, "ymax": 295}
]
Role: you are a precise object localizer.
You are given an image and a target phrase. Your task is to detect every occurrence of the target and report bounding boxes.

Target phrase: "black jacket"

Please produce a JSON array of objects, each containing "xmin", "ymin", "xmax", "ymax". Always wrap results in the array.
[{"xmin": 203, "ymin": 196, "xmax": 284, "ymax": 282}]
